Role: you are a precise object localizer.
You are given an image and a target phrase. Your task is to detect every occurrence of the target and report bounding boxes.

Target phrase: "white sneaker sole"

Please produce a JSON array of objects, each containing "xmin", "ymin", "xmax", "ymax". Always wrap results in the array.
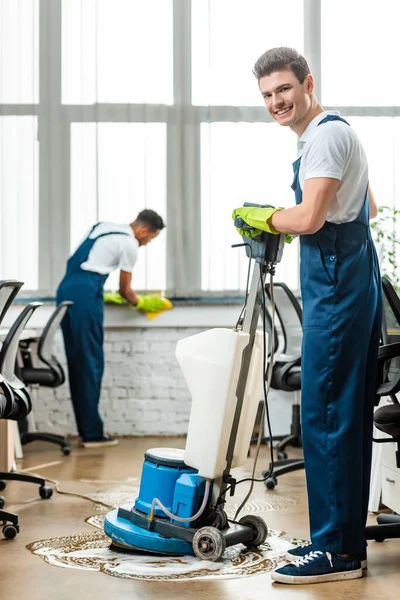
[
  {"xmin": 271, "ymin": 568, "xmax": 363, "ymax": 584},
  {"xmin": 285, "ymin": 551, "xmax": 367, "ymax": 569},
  {"xmin": 81, "ymin": 440, "xmax": 119, "ymax": 448}
]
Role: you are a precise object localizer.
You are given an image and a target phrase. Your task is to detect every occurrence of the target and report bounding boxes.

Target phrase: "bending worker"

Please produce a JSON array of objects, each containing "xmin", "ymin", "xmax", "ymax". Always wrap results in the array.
[
  {"xmin": 56, "ymin": 209, "xmax": 165, "ymax": 448},
  {"xmin": 233, "ymin": 47, "xmax": 382, "ymax": 584}
]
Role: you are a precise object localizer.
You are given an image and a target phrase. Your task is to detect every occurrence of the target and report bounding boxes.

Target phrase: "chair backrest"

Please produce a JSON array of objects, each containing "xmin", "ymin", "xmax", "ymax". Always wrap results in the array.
[
  {"xmin": 380, "ymin": 277, "xmax": 400, "ymax": 397},
  {"xmin": 0, "ymin": 280, "xmax": 24, "ymax": 327},
  {"xmin": 0, "ymin": 302, "xmax": 42, "ymax": 389},
  {"xmin": 38, "ymin": 301, "xmax": 73, "ymax": 365},
  {"xmin": 382, "ymin": 277, "xmax": 400, "ymax": 340},
  {"xmin": 265, "ymin": 282, "xmax": 302, "ymax": 359}
]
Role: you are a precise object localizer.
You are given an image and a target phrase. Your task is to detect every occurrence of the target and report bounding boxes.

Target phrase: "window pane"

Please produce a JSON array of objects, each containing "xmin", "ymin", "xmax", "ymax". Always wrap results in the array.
[
  {"xmin": 0, "ymin": 0, "xmax": 39, "ymax": 103},
  {"xmin": 0, "ymin": 117, "xmax": 38, "ymax": 288},
  {"xmin": 62, "ymin": 0, "xmax": 173, "ymax": 104},
  {"xmin": 348, "ymin": 117, "xmax": 400, "ymax": 209},
  {"xmin": 192, "ymin": 0, "xmax": 304, "ymax": 106},
  {"xmin": 322, "ymin": 1, "xmax": 400, "ymax": 106},
  {"xmin": 201, "ymin": 122, "xmax": 299, "ymax": 291},
  {"xmin": 70, "ymin": 123, "xmax": 167, "ymax": 291}
]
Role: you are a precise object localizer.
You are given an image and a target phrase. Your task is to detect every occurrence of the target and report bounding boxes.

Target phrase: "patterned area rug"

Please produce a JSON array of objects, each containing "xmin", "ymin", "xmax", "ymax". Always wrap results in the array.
[{"xmin": 27, "ymin": 478, "xmax": 306, "ymax": 581}]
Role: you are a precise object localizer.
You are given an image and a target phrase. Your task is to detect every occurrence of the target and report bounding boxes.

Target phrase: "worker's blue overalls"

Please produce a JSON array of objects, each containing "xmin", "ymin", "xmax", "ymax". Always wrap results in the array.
[
  {"xmin": 293, "ymin": 115, "xmax": 383, "ymax": 554},
  {"xmin": 56, "ymin": 224, "xmax": 129, "ymax": 441}
]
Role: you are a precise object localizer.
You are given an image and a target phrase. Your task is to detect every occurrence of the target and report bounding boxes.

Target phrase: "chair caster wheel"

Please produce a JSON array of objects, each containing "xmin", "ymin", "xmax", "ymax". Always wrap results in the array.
[
  {"xmin": 39, "ymin": 485, "xmax": 53, "ymax": 499},
  {"xmin": 0, "ymin": 496, "xmax": 5, "ymax": 509},
  {"xmin": 62, "ymin": 446, "xmax": 71, "ymax": 456},
  {"xmin": 0, "ymin": 480, "xmax": 6, "ymax": 491},
  {"xmin": 3, "ymin": 524, "xmax": 18, "ymax": 539},
  {"xmin": 277, "ymin": 451, "xmax": 288, "ymax": 460},
  {"xmin": 265, "ymin": 476, "xmax": 277, "ymax": 490}
]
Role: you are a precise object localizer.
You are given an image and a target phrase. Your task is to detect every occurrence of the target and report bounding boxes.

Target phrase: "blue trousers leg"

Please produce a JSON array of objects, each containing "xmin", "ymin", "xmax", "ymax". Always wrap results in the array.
[{"xmin": 60, "ymin": 302, "xmax": 105, "ymax": 440}]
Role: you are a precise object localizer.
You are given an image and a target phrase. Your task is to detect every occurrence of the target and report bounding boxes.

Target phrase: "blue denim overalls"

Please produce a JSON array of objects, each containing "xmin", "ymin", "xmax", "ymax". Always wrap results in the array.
[
  {"xmin": 56, "ymin": 224, "xmax": 129, "ymax": 441},
  {"xmin": 293, "ymin": 115, "xmax": 383, "ymax": 553}
]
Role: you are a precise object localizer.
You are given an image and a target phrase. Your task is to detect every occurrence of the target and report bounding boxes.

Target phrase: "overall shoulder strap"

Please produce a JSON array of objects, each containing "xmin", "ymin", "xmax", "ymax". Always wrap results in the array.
[{"xmin": 318, "ymin": 114, "xmax": 350, "ymax": 127}]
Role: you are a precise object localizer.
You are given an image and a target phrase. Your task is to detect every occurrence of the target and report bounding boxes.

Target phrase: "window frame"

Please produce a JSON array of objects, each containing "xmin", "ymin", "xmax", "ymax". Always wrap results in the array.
[{"xmin": 1, "ymin": 0, "xmax": 400, "ymax": 296}]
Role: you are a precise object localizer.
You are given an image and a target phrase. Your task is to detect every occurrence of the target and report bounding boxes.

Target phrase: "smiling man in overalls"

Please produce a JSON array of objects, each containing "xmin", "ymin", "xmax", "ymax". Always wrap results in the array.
[
  {"xmin": 234, "ymin": 47, "xmax": 382, "ymax": 584},
  {"xmin": 56, "ymin": 209, "xmax": 165, "ymax": 449}
]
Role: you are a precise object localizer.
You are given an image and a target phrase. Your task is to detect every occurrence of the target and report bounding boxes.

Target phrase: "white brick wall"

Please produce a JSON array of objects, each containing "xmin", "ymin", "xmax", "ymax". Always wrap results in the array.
[{"xmin": 31, "ymin": 327, "xmax": 204, "ymax": 436}]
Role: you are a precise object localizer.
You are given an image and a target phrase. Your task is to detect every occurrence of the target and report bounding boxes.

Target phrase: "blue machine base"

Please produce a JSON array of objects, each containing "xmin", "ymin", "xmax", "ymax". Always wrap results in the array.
[{"xmin": 104, "ymin": 508, "xmax": 194, "ymax": 556}]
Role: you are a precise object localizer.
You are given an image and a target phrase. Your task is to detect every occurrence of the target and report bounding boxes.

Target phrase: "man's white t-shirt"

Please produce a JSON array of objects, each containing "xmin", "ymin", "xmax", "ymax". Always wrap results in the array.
[
  {"xmin": 79, "ymin": 222, "xmax": 139, "ymax": 275},
  {"xmin": 298, "ymin": 111, "xmax": 369, "ymax": 224}
]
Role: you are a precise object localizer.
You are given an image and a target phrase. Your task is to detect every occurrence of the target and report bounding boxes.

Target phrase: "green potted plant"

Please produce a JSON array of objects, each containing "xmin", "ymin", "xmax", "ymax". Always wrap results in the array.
[{"xmin": 371, "ymin": 205, "xmax": 400, "ymax": 291}]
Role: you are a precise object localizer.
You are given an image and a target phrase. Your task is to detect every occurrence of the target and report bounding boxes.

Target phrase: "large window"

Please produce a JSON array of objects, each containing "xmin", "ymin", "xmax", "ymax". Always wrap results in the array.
[
  {"xmin": 192, "ymin": 0, "xmax": 303, "ymax": 106},
  {"xmin": 0, "ymin": 117, "xmax": 39, "ymax": 288},
  {"xmin": 62, "ymin": 0, "xmax": 173, "ymax": 105},
  {"xmin": 201, "ymin": 123, "xmax": 298, "ymax": 291},
  {"xmin": 1, "ymin": 1, "xmax": 399, "ymax": 295},
  {"xmin": 71, "ymin": 122, "xmax": 167, "ymax": 290},
  {"xmin": 321, "ymin": 0, "xmax": 400, "ymax": 106}
]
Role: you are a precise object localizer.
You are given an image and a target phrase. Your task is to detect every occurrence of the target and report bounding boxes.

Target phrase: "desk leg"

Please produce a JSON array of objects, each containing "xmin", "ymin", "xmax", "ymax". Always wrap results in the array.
[{"xmin": 0, "ymin": 420, "xmax": 15, "ymax": 472}]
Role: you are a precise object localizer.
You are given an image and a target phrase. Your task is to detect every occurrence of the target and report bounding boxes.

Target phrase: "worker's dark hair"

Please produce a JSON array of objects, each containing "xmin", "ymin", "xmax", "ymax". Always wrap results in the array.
[
  {"xmin": 253, "ymin": 47, "xmax": 311, "ymax": 84},
  {"xmin": 134, "ymin": 209, "xmax": 165, "ymax": 232}
]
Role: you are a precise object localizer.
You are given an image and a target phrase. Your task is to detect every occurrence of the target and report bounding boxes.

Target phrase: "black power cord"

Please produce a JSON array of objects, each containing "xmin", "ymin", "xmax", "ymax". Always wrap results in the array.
[{"xmin": 220, "ymin": 263, "xmax": 277, "ymax": 500}]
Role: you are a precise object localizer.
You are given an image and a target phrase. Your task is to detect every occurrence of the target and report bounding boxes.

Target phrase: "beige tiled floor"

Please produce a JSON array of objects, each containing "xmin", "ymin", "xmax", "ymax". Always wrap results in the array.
[{"xmin": 1, "ymin": 437, "xmax": 399, "ymax": 600}]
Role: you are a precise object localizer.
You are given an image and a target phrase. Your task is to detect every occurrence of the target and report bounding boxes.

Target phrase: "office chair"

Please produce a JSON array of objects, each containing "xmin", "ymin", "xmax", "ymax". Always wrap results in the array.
[
  {"xmin": 18, "ymin": 301, "xmax": 73, "ymax": 456},
  {"xmin": 365, "ymin": 276, "xmax": 400, "ymax": 542},
  {"xmin": 0, "ymin": 280, "xmax": 24, "ymax": 326},
  {"xmin": 258, "ymin": 282, "xmax": 304, "ymax": 490},
  {"xmin": 0, "ymin": 303, "xmax": 53, "ymax": 538}
]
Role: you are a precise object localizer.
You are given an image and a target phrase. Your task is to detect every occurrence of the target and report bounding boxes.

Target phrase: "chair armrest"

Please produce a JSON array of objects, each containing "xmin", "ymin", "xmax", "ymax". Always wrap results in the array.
[
  {"xmin": 378, "ymin": 342, "xmax": 400, "ymax": 362},
  {"xmin": 376, "ymin": 343, "xmax": 400, "ymax": 399}
]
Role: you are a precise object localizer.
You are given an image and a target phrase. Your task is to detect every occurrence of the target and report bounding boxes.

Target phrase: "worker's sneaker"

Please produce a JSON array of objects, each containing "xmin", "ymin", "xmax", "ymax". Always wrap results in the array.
[
  {"xmin": 80, "ymin": 436, "xmax": 119, "ymax": 448},
  {"xmin": 285, "ymin": 543, "xmax": 367, "ymax": 569},
  {"xmin": 272, "ymin": 550, "xmax": 362, "ymax": 584}
]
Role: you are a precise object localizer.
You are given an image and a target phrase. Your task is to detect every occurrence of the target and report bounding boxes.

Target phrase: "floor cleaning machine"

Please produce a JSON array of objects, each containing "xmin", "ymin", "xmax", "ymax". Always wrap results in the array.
[{"xmin": 104, "ymin": 204, "xmax": 286, "ymax": 561}]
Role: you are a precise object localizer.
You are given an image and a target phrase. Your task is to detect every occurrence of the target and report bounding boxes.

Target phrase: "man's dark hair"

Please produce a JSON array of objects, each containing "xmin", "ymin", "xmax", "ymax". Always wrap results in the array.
[
  {"xmin": 135, "ymin": 209, "xmax": 165, "ymax": 232},
  {"xmin": 253, "ymin": 47, "xmax": 310, "ymax": 83}
]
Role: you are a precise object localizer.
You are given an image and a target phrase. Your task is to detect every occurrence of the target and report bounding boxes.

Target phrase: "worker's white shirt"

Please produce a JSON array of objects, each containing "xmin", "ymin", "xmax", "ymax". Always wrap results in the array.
[
  {"xmin": 80, "ymin": 222, "xmax": 139, "ymax": 275},
  {"xmin": 298, "ymin": 111, "xmax": 369, "ymax": 224}
]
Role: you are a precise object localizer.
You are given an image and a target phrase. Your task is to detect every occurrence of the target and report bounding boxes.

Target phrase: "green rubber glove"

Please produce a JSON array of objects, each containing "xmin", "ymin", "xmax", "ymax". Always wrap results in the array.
[
  {"xmin": 232, "ymin": 206, "xmax": 294, "ymax": 244},
  {"xmin": 104, "ymin": 291, "xmax": 127, "ymax": 304},
  {"xmin": 134, "ymin": 295, "xmax": 173, "ymax": 313}
]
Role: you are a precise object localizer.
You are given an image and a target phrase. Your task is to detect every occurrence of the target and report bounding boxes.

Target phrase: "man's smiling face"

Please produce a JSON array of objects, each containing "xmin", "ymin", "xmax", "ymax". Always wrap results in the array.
[{"xmin": 259, "ymin": 68, "xmax": 314, "ymax": 132}]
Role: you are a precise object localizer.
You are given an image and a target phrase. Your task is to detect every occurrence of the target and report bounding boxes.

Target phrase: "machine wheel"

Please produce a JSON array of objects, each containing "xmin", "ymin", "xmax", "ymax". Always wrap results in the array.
[
  {"xmin": 0, "ymin": 480, "xmax": 6, "ymax": 492},
  {"xmin": 211, "ymin": 507, "xmax": 228, "ymax": 530},
  {"xmin": 192, "ymin": 526, "xmax": 226, "ymax": 561},
  {"xmin": 239, "ymin": 515, "xmax": 268, "ymax": 548},
  {"xmin": 39, "ymin": 485, "xmax": 53, "ymax": 499},
  {"xmin": 265, "ymin": 476, "xmax": 277, "ymax": 490},
  {"xmin": 3, "ymin": 524, "xmax": 18, "ymax": 540},
  {"xmin": 62, "ymin": 446, "xmax": 71, "ymax": 456},
  {"xmin": 0, "ymin": 496, "xmax": 5, "ymax": 509},
  {"xmin": 277, "ymin": 451, "xmax": 288, "ymax": 460}
]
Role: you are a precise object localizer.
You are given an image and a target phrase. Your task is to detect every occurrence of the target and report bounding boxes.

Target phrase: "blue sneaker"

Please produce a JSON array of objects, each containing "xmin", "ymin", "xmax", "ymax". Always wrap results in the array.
[
  {"xmin": 285, "ymin": 543, "xmax": 367, "ymax": 569},
  {"xmin": 272, "ymin": 550, "xmax": 362, "ymax": 584}
]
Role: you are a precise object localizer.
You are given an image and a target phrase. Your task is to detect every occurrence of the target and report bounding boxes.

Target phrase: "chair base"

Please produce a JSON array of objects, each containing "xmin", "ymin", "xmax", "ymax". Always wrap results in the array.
[
  {"xmin": 0, "ymin": 508, "xmax": 19, "ymax": 539},
  {"xmin": 0, "ymin": 472, "xmax": 53, "ymax": 499},
  {"xmin": 365, "ymin": 513, "xmax": 400, "ymax": 542},
  {"xmin": 262, "ymin": 459, "xmax": 305, "ymax": 490},
  {"xmin": 20, "ymin": 431, "xmax": 71, "ymax": 455}
]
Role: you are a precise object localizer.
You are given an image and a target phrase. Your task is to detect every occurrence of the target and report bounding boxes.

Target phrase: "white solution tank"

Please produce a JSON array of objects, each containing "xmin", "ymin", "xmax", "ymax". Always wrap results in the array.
[{"xmin": 175, "ymin": 328, "xmax": 265, "ymax": 479}]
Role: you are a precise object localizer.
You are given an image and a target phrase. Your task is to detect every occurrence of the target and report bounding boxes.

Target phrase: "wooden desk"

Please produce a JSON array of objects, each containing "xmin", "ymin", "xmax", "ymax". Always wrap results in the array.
[{"xmin": 0, "ymin": 328, "xmax": 40, "ymax": 471}]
